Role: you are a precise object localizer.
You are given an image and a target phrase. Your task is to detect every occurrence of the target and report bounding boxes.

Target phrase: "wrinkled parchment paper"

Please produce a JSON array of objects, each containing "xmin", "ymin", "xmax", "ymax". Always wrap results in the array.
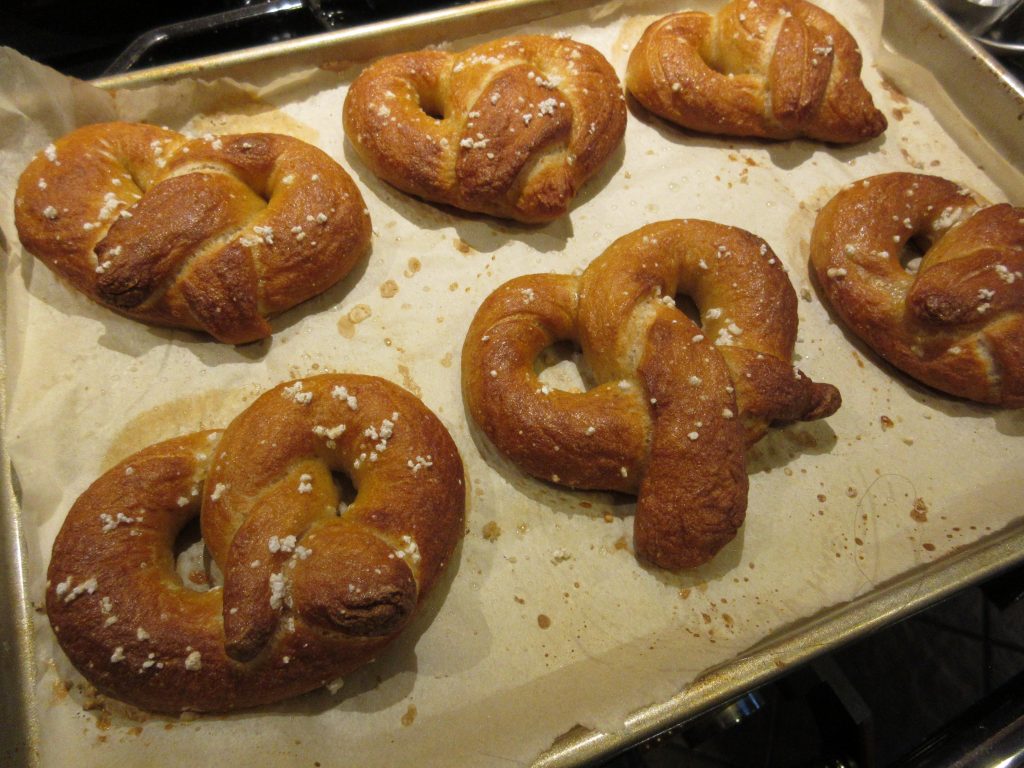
[{"xmin": 2, "ymin": 1, "xmax": 1023, "ymax": 766}]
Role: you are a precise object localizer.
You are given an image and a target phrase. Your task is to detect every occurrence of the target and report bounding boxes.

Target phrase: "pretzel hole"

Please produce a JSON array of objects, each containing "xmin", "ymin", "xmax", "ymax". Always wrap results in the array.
[
  {"xmin": 416, "ymin": 87, "xmax": 446, "ymax": 121},
  {"xmin": 673, "ymin": 293, "xmax": 704, "ymax": 326},
  {"xmin": 332, "ymin": 470, "xmax": 358, "ymax": 516},
  {"xmin": 535, "ymin": 341, "xmax": 595, "ymax": 393},
  {"xmin": 174, "ymin": 518, "xmax": 221, "ymax": 592},
  {"xmin": 900, "ymin": 236, "xmax": 928, "ymax": 275}
]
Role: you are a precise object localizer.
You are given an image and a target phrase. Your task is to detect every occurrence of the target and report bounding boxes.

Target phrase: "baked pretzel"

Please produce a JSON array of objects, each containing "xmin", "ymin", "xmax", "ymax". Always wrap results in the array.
[
  {"xmin": 342, "ymin": 35, "xmax": 626, "ymax": 222},
  {"xmin": 462, "ymin": 220, "xmax": 840, "ymax": 569},
  {"xmin": 626, "ymin": 0, "xmax": 887, "ymax": 143},
  {"xmin": 46, "ymin": 374, "xmax": 464, "ymax": 713},
  {"xmin": 15, "ymin": 122, "xmax": 372, "ymax": 344},
  {"xmin": 811, "ymin": 172, "xmax": 1024, "ymax": 407}
]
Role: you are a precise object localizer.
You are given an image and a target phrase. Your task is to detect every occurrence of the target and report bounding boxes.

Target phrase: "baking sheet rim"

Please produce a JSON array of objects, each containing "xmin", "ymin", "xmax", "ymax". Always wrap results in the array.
[{"xmin": 3, "ymin": 1, "xmax": 1023, "ymax": 766}]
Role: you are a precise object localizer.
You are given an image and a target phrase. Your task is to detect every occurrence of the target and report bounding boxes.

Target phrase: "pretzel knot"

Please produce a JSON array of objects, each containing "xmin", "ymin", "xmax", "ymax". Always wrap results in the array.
[
  {"xmin": 15, "ymin": 122, "xmax": 372, "ymax": 344},
  {"xmin": 343, "ymin": 35, "xmax": 627, "ymax": 222},
  {"xmin": 625, "ymin": 0, "xmax": 886, "ymax": 143},
  {"xmin": 462, "ymin": 221, "xmax": 841, "ymax": 569},
  {"xmin": 811, "ymin": 172, "xmax": 1024, "ymax": 407},
  {"xmin": 45, "ymin": 375, "xmax": 465, "ymax": 713}
]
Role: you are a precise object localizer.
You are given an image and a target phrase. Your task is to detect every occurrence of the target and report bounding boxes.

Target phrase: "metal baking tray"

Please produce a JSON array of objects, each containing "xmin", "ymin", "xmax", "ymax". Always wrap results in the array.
[{"xmin": 2, "ymin": 1, "xmax": 1023, "ymax": 765}]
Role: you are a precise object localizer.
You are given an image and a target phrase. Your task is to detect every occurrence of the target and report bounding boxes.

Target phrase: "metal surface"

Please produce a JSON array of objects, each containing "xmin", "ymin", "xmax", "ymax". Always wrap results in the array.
[
  {"xmin": 3, "ymin": 2, "xmax": 1024, "ymax": 767},
  {"xmin": 104, "ymin": 0, "xmax": 310, "ymax": 75},
  {"xmin": 893, "ymin": 670, "xmax": 1024, "ymax": 767},
  {"xmin": 0, "ymin": 259, "xmax": 39, "ymax": 766},
  {"xmin": 932, "ymin": 0, "xmax": 1022, "ymax": 35}
]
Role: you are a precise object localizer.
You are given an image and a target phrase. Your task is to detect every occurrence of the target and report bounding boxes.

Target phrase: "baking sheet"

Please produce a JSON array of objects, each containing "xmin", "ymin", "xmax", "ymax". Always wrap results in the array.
[{"xmin": 2, "ymin": 0, "xmax": 1024, "ymax": 766}]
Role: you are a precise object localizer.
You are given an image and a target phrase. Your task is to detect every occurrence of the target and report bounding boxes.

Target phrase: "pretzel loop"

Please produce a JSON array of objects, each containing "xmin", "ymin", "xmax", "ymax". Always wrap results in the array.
[
  {"xmin": 811, "ymin": 172, "xmax": 1024, "ymax": 406},
  {"xmin": 463, "ymin": 220, "xmax": 840, "ymax": 569},
  {"xmin": 625, "ymin": 0, "xmax": 886, "ymax": 143},
  {"xmin": 15, "ymin": 122, "xmax": 372, "ymax": 343},
  {"xmin": 46, "ymin": 375, "xmax": 464, "ymax": 713},
  {"xmin": 343, "ymin": 35, "xmax": 626, "ymax": 222}
]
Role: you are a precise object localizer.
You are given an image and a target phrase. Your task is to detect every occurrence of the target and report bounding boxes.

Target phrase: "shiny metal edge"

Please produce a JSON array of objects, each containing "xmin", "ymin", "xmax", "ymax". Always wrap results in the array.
[
  {"xmin": 3, "ymin": 1, "xmax": 1023, "ymax": 767},
  {"xmin": 91, "ymin": 0, "xmax": 600, "ymax": 91},
  {"xmin": 885, "ymin": 0, "xmax": 1024, "ymax": 173},
  {"xmin": 0, "ymin": 247, "xmax": 40, "ymax": 766}
]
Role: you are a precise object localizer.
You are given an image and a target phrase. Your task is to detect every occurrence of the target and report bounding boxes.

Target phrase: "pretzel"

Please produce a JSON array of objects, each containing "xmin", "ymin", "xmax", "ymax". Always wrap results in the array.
[
  {"xmin": 462, "ymin": 220, "xmax": 840, "ymax": 569},
  {"xmin": 811, "ymin": 173, "xmax": 1024, "ymax": 407},
  {"xmin": 342, "ymin": 35, "xmax": 626, "ymax": 222},
  {"xmin": 15, "ymin": 122, "xmax": 372, "ymax": 344},
  {"xmin": 45, "ymin": 374, "xmax": 465, "ymax": 713},
  {"xmin": 625, "ymin": 0, "xmax": 886, "ymax": 143}
]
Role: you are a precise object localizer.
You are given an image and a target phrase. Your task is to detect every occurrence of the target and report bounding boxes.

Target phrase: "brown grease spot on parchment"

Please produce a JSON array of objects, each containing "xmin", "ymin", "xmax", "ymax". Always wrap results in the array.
[
  {"xmin": 337, "ymin": 303, "xmax": 372, "ymax": 338},
  {"xmin": 103, "ymin": 386, "xmax": 258, "ymax": 467},
  {"xmin": 911, "ymin": 497, "xmax": 929, "ymax": 523},
  {"xmin": 52, "ymin": 678, "xmax": 70, "ymax": 703},
  {"xmin": 401, "ymin": 704, "xmax": 417, "ymax": 726},
  {"xmin": 404, "ymin": 258, "xmax": 421, "ymax": 278},
  {"xmin": 397, "ymin": 364, "xmax": 422, "ymax": 398},
  {"xmin": 380, "ymin": 279, "xmax": 399, "ymax": 298},
  {"xmin": 880, "ymin": 76, "xmax": 910, "ymax": 106},
  {"xmin": 537, "ymin": 614, "xmax": 551, "ymax": 629}
]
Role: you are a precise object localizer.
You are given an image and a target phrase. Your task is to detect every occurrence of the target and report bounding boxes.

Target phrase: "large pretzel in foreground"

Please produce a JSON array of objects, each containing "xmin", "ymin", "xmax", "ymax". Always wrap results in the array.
[
  {"xmin": 15, "ymin": 122, "xmax": 371, "ymax": 344},
  {"xmin": 811, "ymin": 172, "xmax": 1024, "ymax": 407},
  {"xmin": 343, "ymin": 35, "xmax": 626, "ymax": 222},
  {"xmin": 463, "ymin": 221, "xmax": 840, "ymax": 569},
  {"xmin": 46, "ymin": 375, "xmax": 464, "ymax": 713},
  {"xmin": 626, "ymin": 0, "xmax": 887, "ymax": 143}
]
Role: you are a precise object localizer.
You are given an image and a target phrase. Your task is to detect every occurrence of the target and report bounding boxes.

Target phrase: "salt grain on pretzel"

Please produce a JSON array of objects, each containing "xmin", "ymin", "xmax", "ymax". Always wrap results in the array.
[
  {"xmin": 462, "ymin": 220, "xmax": 840, "ymax": 570},
  {"xmin": 15, "ymin": 122, "xmax": 372, "ymax": 343},
  {"xmin": 46, "ymin": 374, "xmax": 464, "ymax": 713},
  {"xmin": 626, "ymin": 0, "xmax": 886, "ymax": 143},
  {"xmin": 343, "ymin": 35, "xmax": 626, "ymax": 222},
  {"xmin": 811, "ymin": 172, "xmax": 1024, "ymax": 406}
]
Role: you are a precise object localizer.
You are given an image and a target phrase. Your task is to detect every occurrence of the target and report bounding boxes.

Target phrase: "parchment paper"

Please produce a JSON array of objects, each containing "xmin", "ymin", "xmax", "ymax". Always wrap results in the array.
[{"xmin": 2, "ymin": 1, "xmax": 1023, "ymax": 766}]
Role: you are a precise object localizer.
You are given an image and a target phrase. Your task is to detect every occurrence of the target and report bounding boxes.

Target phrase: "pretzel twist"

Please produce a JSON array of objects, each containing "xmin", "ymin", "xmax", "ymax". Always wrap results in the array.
[
  {"xmin": 46, "ymin": 375, "xmax": 465, "ymax": 713},
  {"xmin": 462, "ymin": 221, "xmax": 840, "ymax": 569},
  {"xmin": 15, "ymin": 122, "xmax": 372, "ymax": 343},
  {"xmin": 343, "ymin": 35, "xmax": 626, "ymax": 222},
  {"xmin": 626, "ymin": 0, "xmax": 886, "ymax": 143},
  {"xmin": 811, "ymin": 172, "xmax": 1024, "ymax": 406}
]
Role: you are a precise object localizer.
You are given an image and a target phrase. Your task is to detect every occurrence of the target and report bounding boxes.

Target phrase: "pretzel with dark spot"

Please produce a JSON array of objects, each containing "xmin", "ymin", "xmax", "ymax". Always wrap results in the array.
[
  {"xmin": 15, "ymin": 122, "xmax": 372, "ymax": 343},
  {"xmin": 462, "ymin": 220, "xmax": 840, "ymax": 570},
  {"xmin": 811, "ymin": 172, "xmax": 1024, "ymax": 406},
  {"xmin": 626, "ymin": 0, "xmax": 886, "ymax": 143},
  {"xmin": 46, "ymin": 374, "xmax": 464, "ymax": 713},
  {"xmin": 343, "ymin": 35, "xmax": 626, "ymax": 222}
]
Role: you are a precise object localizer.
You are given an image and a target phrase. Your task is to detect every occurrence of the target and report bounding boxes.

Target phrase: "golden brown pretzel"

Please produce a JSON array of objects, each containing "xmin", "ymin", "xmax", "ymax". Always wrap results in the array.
[
  {"xmin": 15, "ymin": 122, "xmax": 372, "ymax": 344},
  {"xmin": 342, "ymin": 35, "xmax": 626, "ymax": 222},
  {"xmin": 45, "ymin": 374, "xmax": 464, "ymax": 713},
  {"xmin": 462, "ymin": 221, "xmax": 840, "ymax": 569},
  {"xmin": 626, "ymin": 0, "xmax": 886, "ymax": 143},
  {"xmin": 811, "ymin": 172, "xmax": 1024, "ymax": 407}
]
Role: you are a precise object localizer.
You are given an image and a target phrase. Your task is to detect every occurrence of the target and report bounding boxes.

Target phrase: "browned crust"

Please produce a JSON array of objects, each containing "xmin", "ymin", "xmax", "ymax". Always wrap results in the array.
[
  {"xmin": 45, "ymin": 374, "xmax": 465, "ymax": 713},
  {"xmin": 462, "ymin": 220, "xmax": 840, "ymax": 570},
  {"xmin": 625, "ymin": 0, "xmax": 886, "ymax": 143},
  {"xmin": 15, "ymin": 122, "xmax": 372, "ymax": 343},
  {"xmin": 343, "ymin": 34, "xmax": 626, "ymax": 222},
  {"xmin": 810, "ymin": 172, "xmax": 1024, "ymax": 407}
]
